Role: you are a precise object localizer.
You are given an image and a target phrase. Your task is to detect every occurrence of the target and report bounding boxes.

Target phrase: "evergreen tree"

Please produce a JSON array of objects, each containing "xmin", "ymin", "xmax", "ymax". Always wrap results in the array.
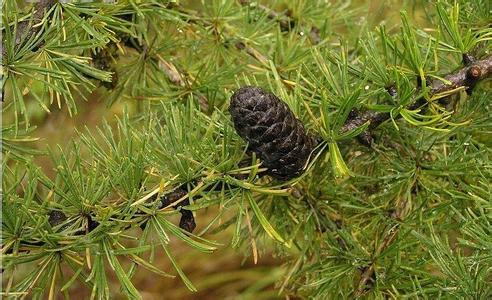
[{"xmin": 2, "ymin": 0, "xmax": 491, "ymax": 298}]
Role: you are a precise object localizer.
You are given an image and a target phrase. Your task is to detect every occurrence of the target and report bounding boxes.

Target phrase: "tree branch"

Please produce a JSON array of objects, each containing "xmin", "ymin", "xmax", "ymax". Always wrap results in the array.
[
  {"xmin": 355, "ymin": 224, "xmax": 399, "ymax": 296},
  {"xmin": 1, "ymin": 0, "xmax": 57, "ymax": 102},
  {"xmin": 354, "ymin": 192, "xmax": 410, "ymax": 296},
  {"xmin": 1, "ymin": 0, "xmax": 57, "ymax": 59},
  {"xmin": 239, "ymin": 0, "xmax": 321, "ymax": 44},
  {"xmin": 341, "ymin": 55, "xmax": 492, "ymax": 145},
  {"xmin": 239, "ymin": 0, "xmax": 294, "ymax": 32}
]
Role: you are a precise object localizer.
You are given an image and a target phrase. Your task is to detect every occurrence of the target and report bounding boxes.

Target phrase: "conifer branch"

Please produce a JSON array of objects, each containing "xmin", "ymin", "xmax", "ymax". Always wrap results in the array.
[
  {"xmin": 113, "ymin": 32, "xmax": 188, "ymax": 89},
  {"xmin": 85, "ymin": 10, "xmax": 212, "ymax": 110},
  {"xmin": 174, "ymin": 3, "xmax": 313, "ymax": 87},
  {"xmin": 355, "ymin": 195, "xmax": 410, "ymax": 296},
  {"xmin": 1, "ymin": 0, "xmax": 57, "ymax": 101},
  {"xmin": 4, "ymin": 1, "xmax": 491, "ymax": 297},
  {"xmin": 239, "ymin": 0, "xmax": 321, "ymax": 43},
  {"xmin": 234, "ymin": 41, "xmax": 269, "ymax": 64},
  {"xmin": 341, "ymin": 54, "xmax": 492, "ymax": 145},
  {"xmin": 5, "ymin": 188, "xmax": 195, "ymax": 255},
  {"xmin": 238, "ymin": 0, "xmax": 294, "ymax": 32},
  {"xmin": 1, "ymin": 0, "xmax": 57, "ymax": 59},
  {"xmin": 137, "ymin": 3, "xmax": 299, "ymax": 94},
  {"xmin": 355, "ymin": 224, "xmax": 400, "ymax": 296}
]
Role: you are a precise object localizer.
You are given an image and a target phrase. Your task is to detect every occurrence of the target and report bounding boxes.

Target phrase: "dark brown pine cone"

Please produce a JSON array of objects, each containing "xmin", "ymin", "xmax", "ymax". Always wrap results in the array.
[{"xmin": 229, "ymin": 86, "xmax": 316, "ymax": 180}]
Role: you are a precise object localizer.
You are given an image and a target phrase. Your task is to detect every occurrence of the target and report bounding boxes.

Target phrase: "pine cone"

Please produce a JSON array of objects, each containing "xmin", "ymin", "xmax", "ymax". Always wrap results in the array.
[
  {"xmin": 229, "ymin": 86, "xmax": 315, "ymax": 180},
  {"xmin": 48, "ymin": 210, "xmax": 67, "ymax": 227}
]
